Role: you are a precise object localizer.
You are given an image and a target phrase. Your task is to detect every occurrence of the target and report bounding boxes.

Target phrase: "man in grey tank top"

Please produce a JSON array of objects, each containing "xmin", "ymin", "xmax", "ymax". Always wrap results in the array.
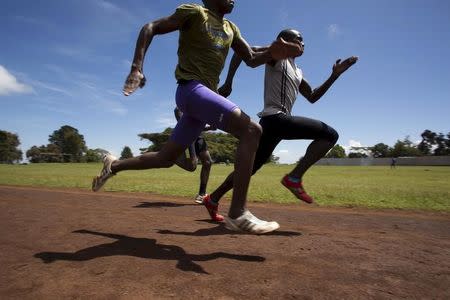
[{"xmin": 201, "ymin": 29, "xmax": 357, "ymax": 219}]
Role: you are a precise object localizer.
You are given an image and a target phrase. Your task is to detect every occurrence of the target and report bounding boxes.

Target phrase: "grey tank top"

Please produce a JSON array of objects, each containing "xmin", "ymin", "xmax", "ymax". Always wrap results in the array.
[{"xmin": 258, "ymin": 58, "xmax": 303, "ymax": 117}]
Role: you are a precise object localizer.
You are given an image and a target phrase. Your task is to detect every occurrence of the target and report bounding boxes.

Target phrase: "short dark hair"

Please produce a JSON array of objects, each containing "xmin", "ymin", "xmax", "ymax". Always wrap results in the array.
[{"xmin": 277, "ymin": 29, "xmax": 302, "ymax": 42}]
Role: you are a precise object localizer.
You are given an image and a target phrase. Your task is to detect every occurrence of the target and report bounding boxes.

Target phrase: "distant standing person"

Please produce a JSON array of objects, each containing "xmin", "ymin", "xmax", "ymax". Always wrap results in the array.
[
  {"xmin": 174, "ymin": 106, "xmax": 214, "ymax": 204},
  {"xmin": 202, "ymin": 29, "xmax": 358, "ymax": 217},
  {"xmin": 391, "ymin": 157, "xmax": 397, "ymax": 169}
]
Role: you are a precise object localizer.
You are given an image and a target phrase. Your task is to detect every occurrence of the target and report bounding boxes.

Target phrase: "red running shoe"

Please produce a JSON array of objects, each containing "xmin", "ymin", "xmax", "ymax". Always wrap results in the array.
[
  {"xmin": 202, "ymin": 194, "xmax": 224, "ymax": 222},
  {"xmin": 281, "ymin": 175, "xmax": 314, "ymax": 204}
]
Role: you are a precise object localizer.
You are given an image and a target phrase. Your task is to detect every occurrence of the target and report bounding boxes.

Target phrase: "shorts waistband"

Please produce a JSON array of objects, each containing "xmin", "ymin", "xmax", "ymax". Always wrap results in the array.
[{"xmin": 177, "ymin": 79, "xmax": 192, "ymax": 85}]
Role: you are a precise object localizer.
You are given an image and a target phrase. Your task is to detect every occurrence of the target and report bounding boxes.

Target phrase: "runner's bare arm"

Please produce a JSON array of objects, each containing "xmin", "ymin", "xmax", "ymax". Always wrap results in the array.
[
  {"xmin": 299, "ymin": 56, "xmax": 358, "ymax": 103},
  {"xmin": 218, "ymin": 46, "xmax": 270, "ymax": 97},
  {"xmin": 123, "ymin": 14, "xmax": 184, "ymax": 96},
  {"xmin": 218, "ymin": 52, "xmax": 243, "ymax": 97},
  {"xmin": 231, "ymin": 36, "xmax": 300, "ymax": 69}
]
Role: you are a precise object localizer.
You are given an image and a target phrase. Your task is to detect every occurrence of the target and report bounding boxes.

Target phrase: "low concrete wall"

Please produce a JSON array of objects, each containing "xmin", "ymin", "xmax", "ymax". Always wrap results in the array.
[{"xmin": 316, "ymin": 156, "xmax": 450, "ymax": 166}]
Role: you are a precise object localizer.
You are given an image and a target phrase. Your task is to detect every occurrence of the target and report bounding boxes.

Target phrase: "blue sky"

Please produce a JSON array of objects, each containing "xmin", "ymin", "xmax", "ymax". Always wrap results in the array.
[{"xmin": 1, "ymin": 0, "xmax": 449, "ymax": 163}]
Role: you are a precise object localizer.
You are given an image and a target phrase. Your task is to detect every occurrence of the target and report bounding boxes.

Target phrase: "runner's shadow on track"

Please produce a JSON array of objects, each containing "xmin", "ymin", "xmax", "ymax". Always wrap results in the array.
[
  {"xmin": 157, "ymin": 223, "xmax": 302, "ymax": 237},
  {"xmin": 133, "ymin": 201, "xmax": 197, "ymax": 208},
  {"xmin": 34, "ymin": 229, "xmax": 264, "ymax": 274}
]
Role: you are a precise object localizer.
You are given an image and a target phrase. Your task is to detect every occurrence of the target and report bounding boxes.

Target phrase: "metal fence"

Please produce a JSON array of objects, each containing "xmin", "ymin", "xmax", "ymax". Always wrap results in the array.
[{"xmin": 316, "ymin": 156, "xmax": 450, "ymax": 166}]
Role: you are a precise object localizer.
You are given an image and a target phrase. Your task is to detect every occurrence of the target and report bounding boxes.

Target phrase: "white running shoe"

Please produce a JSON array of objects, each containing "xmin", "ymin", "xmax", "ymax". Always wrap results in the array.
[
  {"xmin": 92, "ymin": 154, "xmax": 117, "ymax": 192},
  {"xmin": 194, "ymin": 194, "xmax": 205, "ymax": 204},
  {"xmin": 225, "ymin": 210, "xmax": 280, "ymax": 234}
]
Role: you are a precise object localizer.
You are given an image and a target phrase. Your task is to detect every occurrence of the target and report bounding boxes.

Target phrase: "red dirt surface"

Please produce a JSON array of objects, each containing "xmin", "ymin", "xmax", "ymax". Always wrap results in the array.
[{"xmin": 0, "ymin": 185, "xmax": 449, "ymax": 299}]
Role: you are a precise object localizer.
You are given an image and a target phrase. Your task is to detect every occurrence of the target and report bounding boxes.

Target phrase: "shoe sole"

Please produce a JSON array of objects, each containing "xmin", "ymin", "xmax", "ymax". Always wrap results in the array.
[
  {"xmin": 225, "ymin": 217, "xmax": 280, "ymax": 234},
  {"xmin": 206, "ymin": 208, "xmax": 224, "ymax": 222},
  {"xmin": 92, "ymin": 177, "xmax": 101, "ymax": 192},
  {"xmin": 92, "ymin": 174, "xmax": 113, "ymax": 192},
  {"xmin": 224, "ymin": 217, "xmax": 241, "ymax": 231}
]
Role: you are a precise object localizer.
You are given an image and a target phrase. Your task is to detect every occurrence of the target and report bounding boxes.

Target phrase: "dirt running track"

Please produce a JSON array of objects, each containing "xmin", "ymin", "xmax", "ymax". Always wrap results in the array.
[{"xmin": 0, "ymin": 185, "xmax": 449, "ymax": 299}]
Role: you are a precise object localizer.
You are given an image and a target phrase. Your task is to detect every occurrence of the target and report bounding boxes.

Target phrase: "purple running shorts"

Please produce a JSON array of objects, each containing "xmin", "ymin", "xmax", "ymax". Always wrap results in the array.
[{"xmin": 170, "ymin": 80, "xmax": 238, "ymax": 147}]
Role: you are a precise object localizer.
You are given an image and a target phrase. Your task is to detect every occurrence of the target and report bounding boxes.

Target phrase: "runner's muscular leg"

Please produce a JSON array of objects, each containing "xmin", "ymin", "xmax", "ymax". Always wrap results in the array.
[
  {"xmin": 210, "ymin": 131, "xmax": 281, "ymax": 203},
  {"xmin": 223, "ymin": 108, "xmax": 262, "ymax": 219},
  {"xmin": 111, "ymin": 140, "xmax": 186, "ymax": 173},
  {"xmin": 198, "ymin": 150, "xmax": 212, "ymax": 194}
]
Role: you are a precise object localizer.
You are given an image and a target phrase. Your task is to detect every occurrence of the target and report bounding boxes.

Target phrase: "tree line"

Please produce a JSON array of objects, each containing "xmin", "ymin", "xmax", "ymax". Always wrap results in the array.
[
  {"xmin": 1, "ymin": 127, "xmax": 449, "ymax": 164},
  {"xmin": 138, "ymin": 127, "xmax": 245, "ymax": 164},
  {"xmin": 326, "ymin": 131, "xmax": 450, "ymax": 158},
  {"xmin": 0, "ymin": 126, "xmax": 134, "ymax": 163},
  {"xmin": 139, "ymin": 128, "xmax": 450, "ymax": 162}
]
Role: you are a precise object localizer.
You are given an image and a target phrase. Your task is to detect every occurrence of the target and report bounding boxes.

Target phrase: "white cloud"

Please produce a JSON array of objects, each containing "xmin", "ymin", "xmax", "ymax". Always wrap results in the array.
[
  {"xmin": 29, "ymin": 79, "xmax": 73, "ymax": 97},
  {"xmin": 53, "ymin": 46, "xmax": 94, "ymax": 61},
  {"xmin": 52, "ymin": 45, "xmax": 114, "ymax": 64},
  {"xmin": 278, "ymin": 5, "xmax": 290, "ymax": 27},
  {"xmin": 12, "ymin": 15, "xmax": 54, "ymax": 29},
  {"xmin": 343, "ymin": 139, "xmax": 371, "ymax": 155},
  {"xmin": 349, "ymin": 139, "xmax": 363, "ymax": 148},
  {"xmin": 156, "ymin": 116, "xmax": 176, "ymax": 128},
  {"xmin": 94, "ymin": 0, "xmax": 137, "ymax": 22},
  {"xmin": 111, "ymin": 107, "xmax": 127, "ymax": 115},
  {"xmin": 36, "ymin": 104, "xmax": 77, "ymax": 117},
  {"xmin": 0, "ymin": 65, "xmax": 34, "ymax": 96},
  {"xmin": 96, "ymin": 98, "xmax": 128, "ymax": 116},
  {"xmin": 43, "ymin": 64, "xmax": 67, "ymax": 76},
  {"xmin": 106, "ymin": 89, "xmax": 122, "ymax": 97},
  {"xmin": 74, "ymin": 81, "xmax": 97, "ymax": 91},
  {"xmin": 275, "ymin": 149, "xmax": 298, "ymax": 164},
  {"xmin": 327, "ymin": 24, "xmax": 341, "ymax": 38},
  {"xmin": 97, "ymin": 0, "xmax": 121, "ymax": 12}
]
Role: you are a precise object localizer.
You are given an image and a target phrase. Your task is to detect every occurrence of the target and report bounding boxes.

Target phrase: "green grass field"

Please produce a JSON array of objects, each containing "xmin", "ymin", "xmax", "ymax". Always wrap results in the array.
[{"xmin": 0, "ymin": 163, "xmax": 449, "ymax": 212}]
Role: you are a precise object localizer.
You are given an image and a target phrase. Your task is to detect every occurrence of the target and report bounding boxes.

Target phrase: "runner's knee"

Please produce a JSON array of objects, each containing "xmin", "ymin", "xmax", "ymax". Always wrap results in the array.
[
  {"xmin": 202, "ymin": 158, "xmax": 212, "ymax": 169},
  {"xmin": 186, "ymin": 160, "xmax": 198, "ymax": 172},
  {"xmin": 245, "ymin": 121, "xmax": 262, "ymax": 144},
  {"xmin": 327, "ymin": 128, "xmax": 339, "ymax": 144},
  {"xmin": 159, "ymin": 159, "xmax": 175, "ymax": 168},
  {"xmin": 154, "ymin": 152, "xmax": 177, "ymax": 168},
  {"xmin": 226, "ymin": 109, "xmax": 262, "ymax": 142}
]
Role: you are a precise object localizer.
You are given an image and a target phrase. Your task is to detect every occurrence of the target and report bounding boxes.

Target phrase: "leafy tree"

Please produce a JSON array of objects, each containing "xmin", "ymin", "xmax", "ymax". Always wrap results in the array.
[
  {"xmin": 84, "ymin": 148, "xmax": 107, "ymax": 163},
  {"xmin": 25, "ymin": 146, "xmax": 41, "ymax": 163},
  {"xmin": 139, "ymin": 128, "xmax": 172, "ymax": 153},
  {"xmin": 139, "ymin": 128, "xmax": 238, "ymax": 163},
  {"xmin": 26, "ymin": 144, "xmax": 63, "ymax": 163},
  {"xmin": 0, "ymin": 130, "xmax": 22, "ymax": 163},
  {"xmin": 49, "ymin": 125, "xmax": 87, "ymax": 162},
  {"xmin": 203, "ymin": 132, "xmax": 238, "ymax": 163},
  {"xmin": 120, "ymin": 146, "xmax": 133, "ymax": 160},
  {"xmin": 369, "ymin": 143, "xmax": 391, "ymax": 158},
  {"xmin": 348, "ymin": 152, "xmax": 368, "ymax": 158},
  {"xmin": 390, "ymin": 136, "xmax": 422, "ymax": 157},
  {"xmin": 434, "ymin": 132, "xmax": 450, "ymax": 156},
  {"xmin": 417, "ymin": 130, "xmax": 450, "ymax": 156},
  {"xmin": 325, "ymin": 144, "xmax": 346, "ymax": 158},
  {"xmin": 446, "ymin": 132, "xmax": 450, "ymax": 152},
  {"xmin": 269, "ymin": 154, "xmax": 280, "ymax": 164},
  {"xmin": 417, "ymin": 130, "xmax": 437, "ymax": 155}
]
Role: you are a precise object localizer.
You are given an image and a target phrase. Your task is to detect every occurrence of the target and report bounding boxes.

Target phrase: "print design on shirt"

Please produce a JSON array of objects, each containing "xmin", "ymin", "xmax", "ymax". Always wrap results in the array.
[{"xmin": 204, "ymin": 23, "xmax": 232, "ymax": 50}]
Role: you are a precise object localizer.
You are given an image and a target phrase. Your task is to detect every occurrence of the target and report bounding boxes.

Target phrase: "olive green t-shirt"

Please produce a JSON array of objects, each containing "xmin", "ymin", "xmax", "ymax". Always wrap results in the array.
[{"xmin": 174, "ymin": 4, "xmax": 241, "ymax": 91}]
